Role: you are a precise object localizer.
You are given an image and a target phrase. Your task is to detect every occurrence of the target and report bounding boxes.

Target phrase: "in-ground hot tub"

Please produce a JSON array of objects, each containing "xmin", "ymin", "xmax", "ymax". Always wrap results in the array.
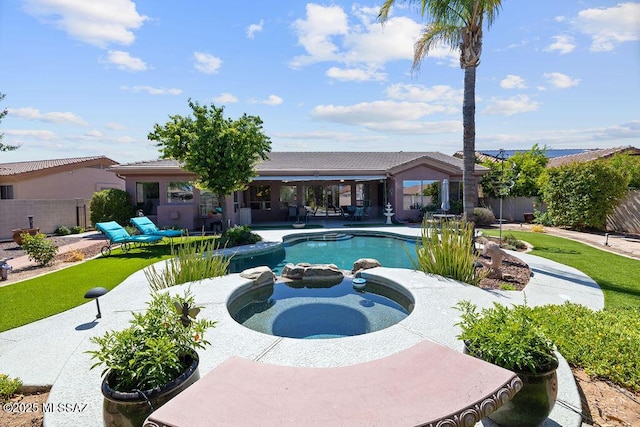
[{"xmin": 227, "ymin": 276, "xmax": 414, "ymax": 339}]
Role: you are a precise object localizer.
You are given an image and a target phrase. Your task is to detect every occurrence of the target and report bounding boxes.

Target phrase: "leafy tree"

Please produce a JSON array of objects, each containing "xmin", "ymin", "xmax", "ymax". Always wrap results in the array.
[
  {"xmin": 482, "ymin": 145, "xmax": 548, "ymax": 198},
  {"xmin": 607, "ymin": 152, "xmax": 640, "ymax": 189},
  {"xmin": 379, "ymin": 0, "xmax": 503, "ymax": 219},
  {"xmin": 90, "ymin": 189, "xmax": 136, "ymax": 226},
  {"xmin": 0, "ymin": 92, "xmax": 19, "ymax": 152},
  {"xmin": 538, "ymin": 161, "xmax": 628, "ymax": 231},
  {"xmin": 148, "ymin": 100, "xmax": 271, "ymax": 230}
]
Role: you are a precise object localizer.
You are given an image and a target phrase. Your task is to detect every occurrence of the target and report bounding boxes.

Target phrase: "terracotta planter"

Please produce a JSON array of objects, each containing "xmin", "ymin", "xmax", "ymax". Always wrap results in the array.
[
  {"xmin": 101, "ymin": 353, "xmax": 200, "ymax": 427},
  {"xmin": 11, "ymin": 228, "xmax": 40, "ymax": 246}
]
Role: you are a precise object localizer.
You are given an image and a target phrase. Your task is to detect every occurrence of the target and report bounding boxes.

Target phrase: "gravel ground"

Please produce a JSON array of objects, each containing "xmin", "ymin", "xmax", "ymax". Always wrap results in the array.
[{"xmin": 0, "ymin": 236, "xmax": 86, "ymax": 260}]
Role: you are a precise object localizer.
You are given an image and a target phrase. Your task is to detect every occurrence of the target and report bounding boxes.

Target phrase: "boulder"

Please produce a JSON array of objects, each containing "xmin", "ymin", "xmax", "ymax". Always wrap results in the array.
[
  {"xmin": 240, "ymin": 266, "xmax": 276, "ymax": 286},
  {"xmin": 281, "ymin": 263, "xmax": 306, "ymax": 280},
  {"xmin": 301, "ymin": 264, "xmax": 343, "ymax": 282},
  {"xmin": 351, "ymin": 258, "xmax": 381, "ymax": 274}
]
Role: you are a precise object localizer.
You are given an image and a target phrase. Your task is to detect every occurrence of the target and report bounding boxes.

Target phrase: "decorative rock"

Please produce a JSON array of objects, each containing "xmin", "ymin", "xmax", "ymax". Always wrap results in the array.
[
  {"xmin": 301, "ymin": 264, "xmax": 343, "ymax": 282},
  {"xmin": 240, "ymin": 266, "xmax": 276, "ymax": 286},
  {"xmin": 281, "ymin": 263, "xmax": 306, "ymax": 280},
  {"xmin": 351, "ymin": 258, "xmax": 382, "ymax": 274}
]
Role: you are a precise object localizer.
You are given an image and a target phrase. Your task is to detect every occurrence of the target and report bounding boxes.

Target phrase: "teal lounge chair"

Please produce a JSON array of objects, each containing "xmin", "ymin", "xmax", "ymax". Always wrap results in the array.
[
  {"xmin": 130, "ymin": 216, "xmax": 184, "ymax": 239},
  {"xmin": 95, "ymin": 221, "xmax": 163, "ymax": 256}
]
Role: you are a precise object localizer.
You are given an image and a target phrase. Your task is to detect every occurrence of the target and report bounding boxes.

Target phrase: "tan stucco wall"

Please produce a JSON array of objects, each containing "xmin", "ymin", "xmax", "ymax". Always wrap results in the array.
[{"xmin": 12, "ymin": 168, "xmax": 124, "ymax": 199}]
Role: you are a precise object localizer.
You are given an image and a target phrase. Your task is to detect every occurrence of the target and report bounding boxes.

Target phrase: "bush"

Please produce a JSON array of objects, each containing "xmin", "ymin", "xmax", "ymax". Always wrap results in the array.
[
  {"xmin": 413, "ymin": 218, "xmax": 483, "ymax": 286},
  {"xmin": 55, "ymin": 225, "xmax": 71, "ymax": 236},
  {"xmin": 218, "ymin": 225, "xmax": 262, "ymax": 247},
  {"xmin": 21, "ymin": 232, "xmax": 58, "ymax": 266},
  {"xmin": 539, "ymin": 161, "xmax": 628, "ymax": 231},
  {"xmin": 70, "ymin": 226, "xmax": 85, "ymax": 234},
  {"xmin": 473, "ymin": 207, "xmax": 495, "ymax": 226},
  {"xmin": 532, "ymin": 303, "xmax": 640, "ymax": 392},
  {"xmin": 145, "ymin": 238, "xmax": 231, "ymax": 291},
  {"xmin": 0, "ymin": 374, "xmax": 22, "ymax": 402},
  {"xmin": 502, "ymin": 233, "xmax": 526, "ymax": 250},
  {"xmin": 90, "ymin": 189, "xmax": 135, "ymax": 226}
]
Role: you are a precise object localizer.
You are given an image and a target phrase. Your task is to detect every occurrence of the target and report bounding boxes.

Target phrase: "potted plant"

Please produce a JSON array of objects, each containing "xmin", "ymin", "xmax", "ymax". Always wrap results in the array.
[
  {"xmin": 87, "ymin": 290, "xmax": 215, "ymax": 427},
  {"xmin": 455, "ymin": 300, "xmax": 558, "ymax": 427}
]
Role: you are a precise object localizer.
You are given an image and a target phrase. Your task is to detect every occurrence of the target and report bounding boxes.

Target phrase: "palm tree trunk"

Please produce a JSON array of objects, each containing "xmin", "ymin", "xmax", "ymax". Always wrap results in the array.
[{"xmin": 462, "ymin": 65, "xmax": 477, "ymax": 220}]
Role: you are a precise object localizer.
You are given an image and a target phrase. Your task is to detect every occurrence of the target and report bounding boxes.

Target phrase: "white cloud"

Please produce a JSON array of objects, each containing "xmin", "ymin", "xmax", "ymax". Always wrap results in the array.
[
  {"xmin": 500, "ymin": 75, "xmax": 527, "ymax": 90},
  {"xmin": 483, "ymin": 95, "xmax": 540, "ymax": 116},
  {"xmin": 574, "ymin": 3, "xmax": 640, "ymax": 51},
  {"xmin": 105, "ymin": 50, "xmax": 147, "ymax": 71},
  {"xmin": 326, "ymin": 67, "xmax": 385, "ymax": 82},
  {"xmin": 544, "ymin": 72, "xmax": 580, "ymax": 88},
  {"xmin": 213, "ymin": 93, "xmax": 238, "ymax": 104},
  {"xmin": 8, "ymin": 107, "xmax": 88, "ymax": 125},
  {"xmin": 121, "ymin": 85, "xmax": 182, "ymax": 95},
  {"xmin": 385, "ymin": 83, "xmax": 462, "ymax": 108},
  {"xmin": 545, "ymin": 35, "xmax": 576, "ymax": 55},
  {"xmin": 290, "ymin": 4, "xmax": 349, "ymax": 68},
  {"xmin": 193, "ymin": 52, "xmax": 222, "ymax": 74},
  {"xmin": 247, "ymin": 20, "xmax": 264, "ymax": 39},
  {"xmin": 105, "ymin": 122, "xmax": 126, "ymax": 130},
  {"xmin": 23, "ymin": 0, "xmax": 148, "ymax": 48},
  {"xmin": 84, "ymin": 130, "xmax": 103, "ymax": 138},
  {"xmin": 3, "ymin": 129, "xmax": 58, "ymax": 140},
  {"xmin": 250, "ymin": 95, "xmax": 283, "ymax": 106}
]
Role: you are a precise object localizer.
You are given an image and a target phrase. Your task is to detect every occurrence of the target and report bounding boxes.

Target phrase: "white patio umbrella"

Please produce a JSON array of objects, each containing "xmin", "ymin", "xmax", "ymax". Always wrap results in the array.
[{"xmin": 441, "ymin": 179, "xmax": 450, "ymax": 212}]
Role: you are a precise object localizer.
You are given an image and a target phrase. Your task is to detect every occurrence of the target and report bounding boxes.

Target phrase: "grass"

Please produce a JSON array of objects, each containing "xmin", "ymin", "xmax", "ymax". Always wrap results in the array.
[
  {"xmin": 0, "ymin": 238, "xmax": 213, "ymax": 332},
  {"xmin": 481, "ymin": 229, "xmax": 640, "ymax": 309}
]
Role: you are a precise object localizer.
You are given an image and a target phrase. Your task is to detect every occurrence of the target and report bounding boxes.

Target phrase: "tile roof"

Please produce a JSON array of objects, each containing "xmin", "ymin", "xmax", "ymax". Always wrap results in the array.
[
  {"xmin": 112, "ymin": 152, "xmax": 488, "ymax": 175},
  {"xmin": 0, "ymin": 156, "xmax": 117, "ymax": 176},
  {"xmin": 453, "ymin": 151, "xmax": 501, "ymax": 163},
  {"xmin": 547, "ymin": 146, "xmax": 640, "ymax": 168}
]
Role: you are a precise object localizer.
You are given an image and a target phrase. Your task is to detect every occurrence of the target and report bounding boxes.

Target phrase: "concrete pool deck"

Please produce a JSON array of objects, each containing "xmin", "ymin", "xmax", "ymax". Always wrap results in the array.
[{"xmin": 0, "ymin": 226, "xmax": 604, "ymax": 426}]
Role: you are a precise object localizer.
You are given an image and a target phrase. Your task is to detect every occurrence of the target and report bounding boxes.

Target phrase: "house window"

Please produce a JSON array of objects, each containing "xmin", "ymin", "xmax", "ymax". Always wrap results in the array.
[
  {"xmin": 199, "ymin": 190, "xmax": 220, "ymax": 216},
  {"xmin": 355, "ymin": 183, "xmax": 370, "ymax": 207},
  {"xmin": 280, "ymin": 185, "xmax": 297, "ymax": 210},
  {"xmin": 136, "ymin": 182, "xmax": 159, "ymax": 215},
  {"xmin": 249, "ymin": 185, "xmax": 271, "ymax": 210},
  {"xmin": 402, "ymin": 180, "xmax": 437, "ymax": 210},
  {"xmin": 0, "ymin": 185, "xmax": 14, "ymax": 199},
  {"xmin": 167, "ymin": 181, "xmax": 194, "ymax": 203}
]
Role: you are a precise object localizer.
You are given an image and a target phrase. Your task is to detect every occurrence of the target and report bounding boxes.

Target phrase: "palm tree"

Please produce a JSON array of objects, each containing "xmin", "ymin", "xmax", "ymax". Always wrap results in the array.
[{"xmin": 379, "ymin": 0, "xmax": 502, "ymax": 219}]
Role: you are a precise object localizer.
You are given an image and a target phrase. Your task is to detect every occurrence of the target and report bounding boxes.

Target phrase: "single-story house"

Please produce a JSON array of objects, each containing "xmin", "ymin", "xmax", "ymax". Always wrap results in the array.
[
  {"xmin": 0, "ymin": 156, "xmax": 124, "ymax": 239},
  {"xmin": 109, "ymin": 152, "xmax": 488, "ymax": 230}
]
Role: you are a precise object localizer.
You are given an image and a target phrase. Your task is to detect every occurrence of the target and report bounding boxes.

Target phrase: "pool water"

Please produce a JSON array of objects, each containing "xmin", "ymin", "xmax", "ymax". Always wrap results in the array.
[
  {"xmin": 229, "ymin": 233, "xmax": 418, "ymax": 274},
  {"xmin": 228, "ymin": 276, "xmax": 413, "ymax": 339}
]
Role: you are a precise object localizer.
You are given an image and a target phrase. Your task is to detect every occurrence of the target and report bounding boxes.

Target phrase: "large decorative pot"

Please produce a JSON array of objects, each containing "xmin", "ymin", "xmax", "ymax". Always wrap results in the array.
[
  {"xmin": 101, "ymin": 353, "xmax": 200, "ymax": 427},
  {"xmin": 486, "ymin": 360, "xmax": 559, "ymax": 427},
  {"xmin": 11, "ymin": 228, "xmax": 39, "ymax": 246}
]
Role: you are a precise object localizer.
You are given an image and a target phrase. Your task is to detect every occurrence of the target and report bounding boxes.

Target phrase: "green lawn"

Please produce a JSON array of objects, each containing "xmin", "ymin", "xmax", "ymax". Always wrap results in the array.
[
  {"xmin": 482, "ymin": 229, "xmax": 640, "ymax": 309},
  {"xmin": 0, "ymin": 240, "xmax": 191, "ymax": 332}
]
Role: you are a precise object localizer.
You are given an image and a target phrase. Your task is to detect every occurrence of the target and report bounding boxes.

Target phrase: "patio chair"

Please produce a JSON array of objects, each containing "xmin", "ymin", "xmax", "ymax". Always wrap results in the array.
[
  {"xmin": 130, "ymin": 216, "xmax": 184, "ymax": 239},
  {"xmin": 353, "ymin": 207, "xmax": 364, "ymax": 221},
  {"xmin": 95, "ymin": 221, "xmax": 163, "ymax": 256}
]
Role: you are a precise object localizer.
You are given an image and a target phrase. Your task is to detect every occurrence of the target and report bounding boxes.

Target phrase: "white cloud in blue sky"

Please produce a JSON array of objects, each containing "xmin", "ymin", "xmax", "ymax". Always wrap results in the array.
[{"xmin": 2, "ymin": 0, "xmax": 639, "ymax": 162}]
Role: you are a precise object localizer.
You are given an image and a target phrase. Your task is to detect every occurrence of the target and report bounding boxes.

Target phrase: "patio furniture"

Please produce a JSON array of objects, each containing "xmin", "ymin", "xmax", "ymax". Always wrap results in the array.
[
  {"xmin": 130, "ymin": 216, "xmax": 184, "ymax": 239},
  {"xmin": 353, "ymin": 206, "xmax": 364, "ymax": 221},
  {"xmin": 95, "ymin": 221, "xmax": 163, "ymax": 256},
  {"xmin": 143, "ymin": 340, "xmax": 522, "ymax": 427}
]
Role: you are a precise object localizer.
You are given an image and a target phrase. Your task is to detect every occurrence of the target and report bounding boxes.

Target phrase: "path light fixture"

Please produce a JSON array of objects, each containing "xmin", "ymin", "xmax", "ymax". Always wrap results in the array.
[{"xmin": 84, "ymin": 287, "xmax": 108, "ymax": 319}]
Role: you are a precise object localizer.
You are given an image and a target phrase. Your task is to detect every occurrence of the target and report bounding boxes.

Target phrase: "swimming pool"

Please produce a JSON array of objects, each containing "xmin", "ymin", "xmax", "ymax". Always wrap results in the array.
[{"xmin": 228, "ymin": 232, "xmax": 418, "ymax": 273}]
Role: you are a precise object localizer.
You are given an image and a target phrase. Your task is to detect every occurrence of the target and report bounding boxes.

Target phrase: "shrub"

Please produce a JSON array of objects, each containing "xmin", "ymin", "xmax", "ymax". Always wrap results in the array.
[
  {"xmin": 533, "ymin": 209, "xmax": 553, "ymax": 226},
  {"xmin": 473, "ymin": 207, "xmax": 495, "ymax": 226},
  {"xmin": 64, "ymin": 250, "xmax": 85, "ymax": 263},
  {"xmin": 456, "ymin": 300, "xmax": 557, "ymax": 373},
  {"xmin": 88, "ymin": 290, "xmax": 215, "ymax": 392},
  {"xmin": 145, "ymin": 238, "xmax": 231, "ymax": 291},
  {"xmin": 532, "ymin": 303, "xmax": 640, "ymax": 392},
  {"xmin": 90, "ymin": 188, "xmax": 135, "ymax": 226},
  {"xmin": 539, "ymin": 161, "xmax": 628, "ymax": 231},
  {"xmin": 413, "ymin": 218, "xmax": 483, "ymax": 286},
  {"xmin": 70, "ymin": 226, "xmax": 85, "ymax": 234},
  {"xmin": 218, "ymin": 225, "xmax": 262, "ymax": 247},
  {"xmin": 530, "ymin": 224, "xmax": 545, "ymax": 233},
  {"xmin": 502, "ymin": 233, "xmax": 526, "ymax": 250},
  {"xmin": 55, "ymin": 225, "xmax": 71, "ymax": 236},
  {"xmin": 21, "ymin": 232, "xmax": 58, "ymax": 266},
  {"xmin": 0, "ymin": 374, "xmax": 22, "ymax": 402}
]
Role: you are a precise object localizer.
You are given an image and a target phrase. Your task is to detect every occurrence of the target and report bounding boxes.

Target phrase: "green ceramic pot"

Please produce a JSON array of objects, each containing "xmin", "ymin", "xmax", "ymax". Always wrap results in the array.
[
  {"xmin": 101, "ymin": 353, "xmax": 200, "ymax": 427},
  {"xmin": 487, "ymin": 360, "xmax": 559, "ymax": 427}
]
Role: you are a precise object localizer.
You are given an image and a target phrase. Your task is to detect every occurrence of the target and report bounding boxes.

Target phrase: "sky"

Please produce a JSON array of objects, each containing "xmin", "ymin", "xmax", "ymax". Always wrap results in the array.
[{"xmin": 1, "ymin": 0, "xmax": 639, "ymax": 164}]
